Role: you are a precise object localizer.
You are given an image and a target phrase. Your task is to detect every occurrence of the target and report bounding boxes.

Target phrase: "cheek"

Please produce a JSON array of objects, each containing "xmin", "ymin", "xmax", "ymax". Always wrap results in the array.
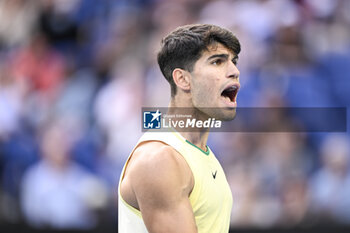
[{"xmin": 192, "ymin": 76, "xmax": 219, "ymax": 104}]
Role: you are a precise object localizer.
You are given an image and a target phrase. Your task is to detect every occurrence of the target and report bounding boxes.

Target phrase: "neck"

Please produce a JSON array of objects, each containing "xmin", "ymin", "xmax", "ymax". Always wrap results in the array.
[{"xmin": 168, "ymin": 97, "xmax": 210, "ymax": 152}]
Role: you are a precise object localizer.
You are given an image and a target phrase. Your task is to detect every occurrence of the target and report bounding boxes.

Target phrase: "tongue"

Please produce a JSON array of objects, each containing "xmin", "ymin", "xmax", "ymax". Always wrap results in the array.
[{"xmin": 222, "ymin": 95, "xmax": 232, "ymax": 103}]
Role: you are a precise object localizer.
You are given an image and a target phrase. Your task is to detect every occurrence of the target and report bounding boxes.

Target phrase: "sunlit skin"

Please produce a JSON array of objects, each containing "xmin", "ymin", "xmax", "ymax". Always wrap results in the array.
[
  {"xmin": 169, "ymin": 42, "xmax": 240, "ymax": 149},
  {"xmin": 189, "ymin": 43, "xmax": 240, "ymax": 119},
  {"xmin": 170, "ymin": 43, "xmax": 240, "ymax": 118}
]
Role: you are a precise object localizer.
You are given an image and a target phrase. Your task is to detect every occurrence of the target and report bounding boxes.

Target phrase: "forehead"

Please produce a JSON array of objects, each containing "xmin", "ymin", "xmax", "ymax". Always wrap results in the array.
[{"xmin": 200, "ymin": 43, "xmax": 235, "ymax": 59}]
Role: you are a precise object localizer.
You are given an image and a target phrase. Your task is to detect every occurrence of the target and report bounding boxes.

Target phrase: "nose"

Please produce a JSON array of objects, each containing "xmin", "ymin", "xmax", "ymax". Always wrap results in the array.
[{"xmin": 227, "ymin": 61, "xmax": 240, "ymax": 79}]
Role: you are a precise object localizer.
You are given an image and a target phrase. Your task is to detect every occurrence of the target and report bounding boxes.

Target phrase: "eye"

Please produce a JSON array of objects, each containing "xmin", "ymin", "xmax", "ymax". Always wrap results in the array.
[
  {"xmin": 232, "ymin": 59, "xmax": 238, "ymax": 65},
  {"xmin": 212, "ymin": 59, "xmax": 223, "ymax": 66}
]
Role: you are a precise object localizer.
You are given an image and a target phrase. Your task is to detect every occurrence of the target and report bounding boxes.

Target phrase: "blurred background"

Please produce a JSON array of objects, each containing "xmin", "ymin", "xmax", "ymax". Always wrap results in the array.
[{"xmin": 0, "ymin": 0, "xmax": 349, "ymax": 232}]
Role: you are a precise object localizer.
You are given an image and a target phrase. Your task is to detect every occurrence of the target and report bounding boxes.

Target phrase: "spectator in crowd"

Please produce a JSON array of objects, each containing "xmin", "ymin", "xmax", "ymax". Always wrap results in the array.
[
  {"xmin": 20, "ymin": 118, "xmax": 108, "ymax": 229},
  {"xmin": 309, "ymin": 134, "xmax": 350, "ymax": 224}
]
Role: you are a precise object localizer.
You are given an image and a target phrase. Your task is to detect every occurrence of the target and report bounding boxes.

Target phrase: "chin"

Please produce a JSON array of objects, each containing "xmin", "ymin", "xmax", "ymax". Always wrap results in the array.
[
  {"xmin": 217, "ymin": 108, "xmax": 237, "ymax": 121},
  {"xmin": 199, "ymin": 107, "xmax": 237, "ymax": 121}
]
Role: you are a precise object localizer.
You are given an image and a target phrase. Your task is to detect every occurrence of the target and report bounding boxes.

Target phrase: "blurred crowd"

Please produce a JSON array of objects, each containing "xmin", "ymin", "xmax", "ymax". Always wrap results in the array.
[{"xmin": 0, "ymin": 0, "xmax": 349, "ymax": 230}]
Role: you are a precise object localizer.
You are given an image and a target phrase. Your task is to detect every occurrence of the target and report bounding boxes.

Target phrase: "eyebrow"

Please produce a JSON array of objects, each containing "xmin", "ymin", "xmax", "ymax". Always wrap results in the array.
[{"xmin": 207, "ymin": 53, "xmax": 239, "ymax": 61}]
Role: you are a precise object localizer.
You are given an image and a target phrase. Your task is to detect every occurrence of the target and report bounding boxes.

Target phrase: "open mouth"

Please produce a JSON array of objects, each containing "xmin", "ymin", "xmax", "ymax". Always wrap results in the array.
[{"xmin": 221, "ymin": 84, "xmax": 239, "ymax": 103}]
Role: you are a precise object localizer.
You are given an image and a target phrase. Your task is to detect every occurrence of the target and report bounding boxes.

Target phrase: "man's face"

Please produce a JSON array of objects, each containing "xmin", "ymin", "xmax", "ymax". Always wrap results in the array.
[{"xmin": 189, "ymin": 43, "xmax": 240, "ymax": 121}]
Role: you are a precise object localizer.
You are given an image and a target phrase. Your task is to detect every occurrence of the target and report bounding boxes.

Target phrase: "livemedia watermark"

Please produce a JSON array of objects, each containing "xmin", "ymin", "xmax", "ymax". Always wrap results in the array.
[{"xmin": 142, "ymin": 107, "xmax": 347, "ymax": 132}]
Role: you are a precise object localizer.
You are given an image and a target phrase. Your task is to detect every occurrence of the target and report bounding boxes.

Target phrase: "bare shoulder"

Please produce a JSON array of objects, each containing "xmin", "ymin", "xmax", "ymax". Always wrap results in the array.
[
  {"xmin": 121, "ymin": 141, "xmax": 198, "ymax": 232},
  {"xmin": 128, "ymin": 141, "xmax": 192, "ymax": 188},
  {"xmin": 122, "ymin": 141, "xmax": 193, "ymax": 207}
]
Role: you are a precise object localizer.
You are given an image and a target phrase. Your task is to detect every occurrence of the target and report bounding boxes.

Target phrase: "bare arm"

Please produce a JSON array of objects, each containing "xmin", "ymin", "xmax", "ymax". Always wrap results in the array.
[{"xmin": 124, "ymin": 142, "xmax": 197, "ymax": 233}]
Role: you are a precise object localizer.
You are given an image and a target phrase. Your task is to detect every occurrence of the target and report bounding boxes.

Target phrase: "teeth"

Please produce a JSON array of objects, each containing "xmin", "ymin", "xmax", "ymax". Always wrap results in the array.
[{"xmin": 225, "ymin": 85, "xmax": 237, "ymax": 91}]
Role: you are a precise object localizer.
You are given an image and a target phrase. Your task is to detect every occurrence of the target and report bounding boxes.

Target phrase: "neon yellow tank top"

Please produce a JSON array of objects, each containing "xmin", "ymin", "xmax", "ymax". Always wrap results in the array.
[{"xmin": 118, "ymin": 131, "xmax": 233, "ymax": 233}]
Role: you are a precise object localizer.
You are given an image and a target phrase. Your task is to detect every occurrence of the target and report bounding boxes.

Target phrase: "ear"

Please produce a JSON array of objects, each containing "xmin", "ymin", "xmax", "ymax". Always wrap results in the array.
[{"xmin": 172, "ymin": 68, "xmax": 191, "ymax": 92}]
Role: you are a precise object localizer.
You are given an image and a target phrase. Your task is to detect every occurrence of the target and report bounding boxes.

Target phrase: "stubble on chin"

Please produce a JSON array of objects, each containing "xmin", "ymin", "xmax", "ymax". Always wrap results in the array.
[{"xmin": 193, "ymin": 107, "xmax": 237, "ymax": 121}]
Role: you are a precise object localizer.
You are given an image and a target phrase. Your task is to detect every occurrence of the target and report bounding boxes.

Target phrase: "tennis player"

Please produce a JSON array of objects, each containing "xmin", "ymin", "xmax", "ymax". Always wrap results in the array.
[{"xmin": 118, "ymin": 24, "xmax": 241, "ymax": 233}]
